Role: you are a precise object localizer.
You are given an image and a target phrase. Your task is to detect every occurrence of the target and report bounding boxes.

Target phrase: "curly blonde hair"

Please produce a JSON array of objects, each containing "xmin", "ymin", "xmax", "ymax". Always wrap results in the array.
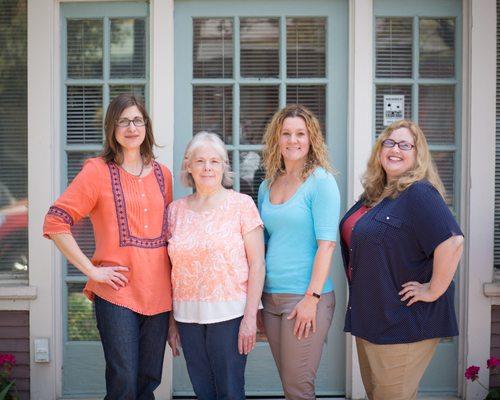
[
  {"xmin": 362, "ymin": 119, "xmax": 445, "ymax": 206},
  {"xmin": 262, "ymin": 104, "xmax": 333, "ymax": 185}
]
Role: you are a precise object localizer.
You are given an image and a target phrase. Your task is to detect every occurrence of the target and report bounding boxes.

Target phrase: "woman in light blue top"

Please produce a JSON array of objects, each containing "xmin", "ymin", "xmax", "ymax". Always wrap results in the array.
[{"xmin": 258, "ymin": 104, "xmax": 340, "ymax": 400}]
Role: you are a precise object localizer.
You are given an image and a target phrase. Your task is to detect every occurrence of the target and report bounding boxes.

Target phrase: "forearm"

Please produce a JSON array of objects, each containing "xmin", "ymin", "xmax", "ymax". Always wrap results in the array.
[
  {"xmin": 244, "ymin": 259, "xmax": 265, "ymax": 318},
  {"xmin": 429, "ymin": 235, "xmax": 464, "ymax": 299},
  {"xmin": 49, "ymin": 233, "xmax": 95, "ymax": 277},
  {"xmin": 307, "ymin": 240, "xmax": 336, "ymax": 294}
]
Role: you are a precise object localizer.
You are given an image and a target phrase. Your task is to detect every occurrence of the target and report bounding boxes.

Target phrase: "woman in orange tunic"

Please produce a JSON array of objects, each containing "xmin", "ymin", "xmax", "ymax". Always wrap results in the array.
[{"xmin": 43, "ymin": 94, "xmax": 172, "ymax": 399}]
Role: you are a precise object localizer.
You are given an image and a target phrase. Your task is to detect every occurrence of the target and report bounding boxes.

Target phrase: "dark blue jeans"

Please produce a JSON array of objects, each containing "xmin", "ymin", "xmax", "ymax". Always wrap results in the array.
[
  {"xmin": 94, "ymin": 296, "xmax": 169, "ymax": 400},
  {"xmin": 177, "ymin": 316, "xmax": 247, "ymax": 400}
]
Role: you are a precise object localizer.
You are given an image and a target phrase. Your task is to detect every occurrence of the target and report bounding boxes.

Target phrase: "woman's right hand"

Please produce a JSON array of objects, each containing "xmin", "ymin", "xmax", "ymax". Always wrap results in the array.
[
  {"xmin": 88, "ymin": 265, "xmax": 129, "ymax": 290},
  {"xmin": 168, "ymin": 318, "xmax": 182, "ymax": 357}
]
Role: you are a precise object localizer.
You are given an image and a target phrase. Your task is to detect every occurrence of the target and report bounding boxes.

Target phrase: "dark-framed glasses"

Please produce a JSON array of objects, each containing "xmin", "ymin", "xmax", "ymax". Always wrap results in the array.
[
  {"xmin": 116, "ymin": 117, "xmax": 146, "ymax": 128},
  {"xmin": 381, "ymin": 139, "xmax": 415, "ymax": 151}
]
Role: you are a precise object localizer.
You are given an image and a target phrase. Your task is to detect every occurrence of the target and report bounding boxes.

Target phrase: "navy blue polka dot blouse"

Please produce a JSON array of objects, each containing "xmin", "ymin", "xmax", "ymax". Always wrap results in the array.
[{"xmin": 339, "ymin": 180, "xmax": 463, "ymax": 344}]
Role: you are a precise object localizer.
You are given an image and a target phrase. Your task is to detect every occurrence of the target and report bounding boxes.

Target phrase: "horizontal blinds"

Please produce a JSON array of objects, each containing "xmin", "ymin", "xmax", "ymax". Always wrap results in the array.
[
  {"xmin": 67, "ymin": 19, "xmax": 103, "ymax": 79},
  {"xmin": 66, "ymin": 86, "xmax": 103, "ymax": 144},
  {"xmin": 240, "ymin": 18, "xmax": 279, "ymax": 78},
  {"xmin": 376, "ymin": 17, "xmax": 413, "ymax": 78},
  {"xmin": 193, "ymin": 85, "xmax": 233, "ymax": 143},
  {"xmin": 110, "ymin": 18, "xmax": 146, "ymax": 79},
  {"xmin": 193, "ymin": 18, "xmax": 233, "ymax": 79},
  {"xmin": 0, "ymin": 0, "xmax": 28, "ymax": 281},
  {"xmin": 240, "ymin": 85, "xmax": 279, "ymax": 144},
  {"xmin": 431, "ymin": 151, "xmax": 454, "ymax": 207},
  {"xmin": 286, "ymin": 85, "xmax": 326, "ymax": 134},
  {"xmin": 419, "ymin": 18, "xmax": 455, "ymax": 78},
  {"xmin": 240, "ymin": 151, "xmax": 265, "ymax": 203},
  {"xmin": 286, "ymin": 17, "xmax": 326, "ymax": 78},
  {"xmin": 418, "ymin": 85, "xmax": 455, "ymax": 143}
]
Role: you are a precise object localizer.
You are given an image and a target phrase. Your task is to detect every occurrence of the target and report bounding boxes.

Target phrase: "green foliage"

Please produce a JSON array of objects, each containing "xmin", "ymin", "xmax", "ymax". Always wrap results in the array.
[{"xmin": 68, "ymin": 293, "xmax": 99, "ymax": 341}]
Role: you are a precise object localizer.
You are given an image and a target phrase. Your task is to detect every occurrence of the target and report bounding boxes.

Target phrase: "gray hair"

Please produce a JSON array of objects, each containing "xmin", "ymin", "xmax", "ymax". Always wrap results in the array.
[{"xmin": 180, "ymin": 131, "xmax": 234, "ymax": 188}]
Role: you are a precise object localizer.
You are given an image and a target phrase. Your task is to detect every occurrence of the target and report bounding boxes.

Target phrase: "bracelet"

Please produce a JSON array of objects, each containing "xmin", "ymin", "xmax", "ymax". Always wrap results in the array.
[{"xmin": 305, "ymin": 290, "xmax": 321, "ymax": 299}]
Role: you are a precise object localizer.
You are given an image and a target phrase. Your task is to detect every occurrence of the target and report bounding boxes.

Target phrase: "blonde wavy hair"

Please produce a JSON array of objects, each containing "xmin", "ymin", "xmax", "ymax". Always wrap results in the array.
[
  {"xmin": 262, "ymin": 104, "xmax": 333, "ymax": 185},
  {"xmin": 362, "ymin": 119, "xmax": 445, "ymax": 206}
]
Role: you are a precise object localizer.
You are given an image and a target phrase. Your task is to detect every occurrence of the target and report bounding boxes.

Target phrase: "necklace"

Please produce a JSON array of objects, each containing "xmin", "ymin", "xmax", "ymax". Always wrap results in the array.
[{"xmin": 122, "ymin": 158, "xmax": 144, "ymax": 177}]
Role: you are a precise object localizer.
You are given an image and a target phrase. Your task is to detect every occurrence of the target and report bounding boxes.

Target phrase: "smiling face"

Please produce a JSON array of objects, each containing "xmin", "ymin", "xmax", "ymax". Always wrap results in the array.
[
  {"xmin": 379, "ymin": 127, "xmax": 417, "ymax": 181},
  {"xmin": 114, "ymin": 105, "xmax": 146, "ymax": 152},
  {"xmin": 279, "ymin": 116, "xmax": 310, "ymax": 164},
  {"xmin": 187, "ymin": 144, "xmax": 225, "ymax": 190}
]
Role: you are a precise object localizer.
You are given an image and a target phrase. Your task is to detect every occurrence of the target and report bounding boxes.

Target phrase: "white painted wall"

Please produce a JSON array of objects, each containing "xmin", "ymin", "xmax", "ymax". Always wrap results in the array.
[
  {"xmin": 463, "ymin": 0, "xmax": 497, "ymax": 398},
  {"xmin": 28, "ymin": 0, "xmax": 61, "ymax": 398},
  {"xmin": 347, "ymin": 0, "xmax": 373, "ymax": 398}
]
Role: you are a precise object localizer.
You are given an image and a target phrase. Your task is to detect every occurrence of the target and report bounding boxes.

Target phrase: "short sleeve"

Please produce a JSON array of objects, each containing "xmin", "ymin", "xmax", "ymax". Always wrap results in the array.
[
  {"xmin": 239, "ymin": 194, "xmax": 264, "ymax": 236},
  {"xmin": 166, "ymin": 202, "xmax": 175, "ymax": 241},
  {"xmin": 43, "ymin": 158, "xmax": 102, "ymax": 239},
  {"xmin": 408, "ymin": 182, "xmax": 463, "ymax": 257},
  {"xmin": 311, "ymin": 171, "xmax": 341, "ymax": 241}
]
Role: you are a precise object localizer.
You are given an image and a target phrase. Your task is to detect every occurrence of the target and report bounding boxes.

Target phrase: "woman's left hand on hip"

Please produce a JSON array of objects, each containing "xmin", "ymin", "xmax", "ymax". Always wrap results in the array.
[{"xmin": 399, "ymin": 281, "xmax": 438, "ymax": 306}]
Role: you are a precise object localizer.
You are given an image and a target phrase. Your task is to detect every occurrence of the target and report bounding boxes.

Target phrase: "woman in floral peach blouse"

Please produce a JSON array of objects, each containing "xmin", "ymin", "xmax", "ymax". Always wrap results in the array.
[
  {"xmin": 43, "ymin": 94, "xmax": 172, "ymax": 399},
  {"xmin": 167, "ymin": 132, "xmax": 265, "ymax": 400}
]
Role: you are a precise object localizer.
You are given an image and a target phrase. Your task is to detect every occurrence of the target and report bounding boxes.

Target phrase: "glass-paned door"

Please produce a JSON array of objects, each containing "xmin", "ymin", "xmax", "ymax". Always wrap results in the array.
[
  {"xmin": 60, "ymin": 2, "xmax": 148, "ymax": 396},
  {"xmin": 374, "ymin": 0, "xmax": 461, "ymax": 394},
  {"xmin": 174, "ymin": 0, "xmax": 348, "ymax": 396}
]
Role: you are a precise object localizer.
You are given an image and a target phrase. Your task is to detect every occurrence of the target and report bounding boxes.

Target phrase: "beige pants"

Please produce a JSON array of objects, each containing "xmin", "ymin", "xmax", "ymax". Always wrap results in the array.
[
  {"xmin": 356, "ymin": 337, "xmax": 440, "ymax": 400},
  {"xmin": 262, "ymin": 292, "xmax": 335, "ymax": 400}
]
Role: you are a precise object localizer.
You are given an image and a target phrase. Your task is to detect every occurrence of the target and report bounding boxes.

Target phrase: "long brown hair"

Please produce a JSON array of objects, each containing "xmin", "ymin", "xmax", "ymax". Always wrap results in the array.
[
  {"xmin": 262, "ymin": 104, "xmax": 333, "ymax": 185},
  {"xmin": 100, "ymin": 93, "xmax": 157, "ymax": 165},
  {"xmin": 362, "ymin": 119, "xmax": 445, "ymax": 206}
]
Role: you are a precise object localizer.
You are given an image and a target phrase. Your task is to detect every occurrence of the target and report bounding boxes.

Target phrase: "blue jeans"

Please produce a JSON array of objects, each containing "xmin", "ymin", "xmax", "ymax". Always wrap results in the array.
[
  {"xmin": 94, "ymin": 296, "xmax": 169, "ymax": 400},
  {"xmin": 177, "ymin": 316, "xmax": 247, "ymax": 400}
]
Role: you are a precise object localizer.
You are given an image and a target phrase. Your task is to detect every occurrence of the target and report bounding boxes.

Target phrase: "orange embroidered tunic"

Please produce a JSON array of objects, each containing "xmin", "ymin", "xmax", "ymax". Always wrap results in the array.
[{"xmin": 43, "ymin": 157, "xmax": 173, "ymax": 315}]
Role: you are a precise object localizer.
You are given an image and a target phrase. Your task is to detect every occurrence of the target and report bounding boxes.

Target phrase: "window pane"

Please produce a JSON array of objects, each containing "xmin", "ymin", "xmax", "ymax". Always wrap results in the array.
[
  {"xmin": 193, "ymin": 86, "xmax": 233, "ymax": 144},
  {"xmin": 419, "ymin": 85, "xmax": 455, "ymax": 144},
  {"xmin": 432, "ymin": 151, "xmax": 454, "ymax": 207},
  {"xmin": 110, "ymin": 18, "xmax": 146, "ymax": 79},
  {"xmin": 286, "ymin": 85, "xmax": 326, "ymax": 134},
  {"xmin": 240, "ymin": 86, "xmax": 279, "ymax": 144},
  {"xmin": 0, "ymin": 0, "xmax": 28, "ymax": 282},
  {"xmin": 67, "ymin": 283, "xmax": 99, "ymax": 341},
  {"xmin": 67, "ymin": 19, "xmax": 103, "ymax": 79},
  {"xmin": 66, "ymin": 152, "xmax": 98, "ymax": 276},
  {"xmin": 193, "ymin": 18, "xmax": 233, "ymax": 79},
  {"xmin": 240, "ymin": 18, "xmax": 279, "ymax": 78},
  {"xmin": 109, "ymin": 85, "xmax": 145, "ymax": 104},
  {"xmin": 66, "ymin": 86, "xmax": 103, "ymax": 144},
  {"xmin": 240, "ymin": 151, "xmax": 265, "ymax": 203},
  {"xmin": 375, "ymin": 17, "xmax": 413, "ymax": 78},
  {"xmin": 287, "ymin": 17, "xmax": 326, "ymax": 78},
  {"xmin": 375, "ymin": 85, "xmax": 412, "ymax": 135},
  {"xmin": 419, "ymin": 18, "xmax": 455, "ymax": 78}
]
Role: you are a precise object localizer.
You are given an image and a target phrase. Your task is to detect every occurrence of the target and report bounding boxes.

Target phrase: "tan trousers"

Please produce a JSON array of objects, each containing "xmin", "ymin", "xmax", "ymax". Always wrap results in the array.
[
  {"xmin": 262, "ymin": 292, "xmax": 335, "ymax": 400},
  {"xmin": 356, "ymin": 337, "xmax": 440, "ymax": 400}
]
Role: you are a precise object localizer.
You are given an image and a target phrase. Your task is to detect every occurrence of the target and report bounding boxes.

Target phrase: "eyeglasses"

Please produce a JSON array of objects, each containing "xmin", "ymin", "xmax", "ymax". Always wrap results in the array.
[
  {"xmin": 116, "ymin": 117, "xmax": 146, "ymax": 128},
  {"xmin": 381, "ymin": 139, "xmax": 415, "ymax": 151}
]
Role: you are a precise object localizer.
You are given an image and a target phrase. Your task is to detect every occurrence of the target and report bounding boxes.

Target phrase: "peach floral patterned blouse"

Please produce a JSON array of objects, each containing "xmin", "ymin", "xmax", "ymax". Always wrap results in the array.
[
  {"xmin": 43, "ymin": 157, "xmax": 173, "ymax": 315},
  {"xmin": 167, "ymin": 190, "xmax": 263, "ymax": 323}
]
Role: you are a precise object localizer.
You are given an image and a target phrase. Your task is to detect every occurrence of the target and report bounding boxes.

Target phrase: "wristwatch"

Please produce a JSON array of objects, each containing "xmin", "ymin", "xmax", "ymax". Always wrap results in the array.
[{"xmin": 305, "ymin": 290, "xmax": 321, "ymax": 300}]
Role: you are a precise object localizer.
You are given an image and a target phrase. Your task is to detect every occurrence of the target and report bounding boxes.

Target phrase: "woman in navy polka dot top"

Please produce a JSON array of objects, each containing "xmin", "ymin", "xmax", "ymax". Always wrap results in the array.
[{"xmin": 339, "ymin": 120, "xmax": 464, "ymax": 400}]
